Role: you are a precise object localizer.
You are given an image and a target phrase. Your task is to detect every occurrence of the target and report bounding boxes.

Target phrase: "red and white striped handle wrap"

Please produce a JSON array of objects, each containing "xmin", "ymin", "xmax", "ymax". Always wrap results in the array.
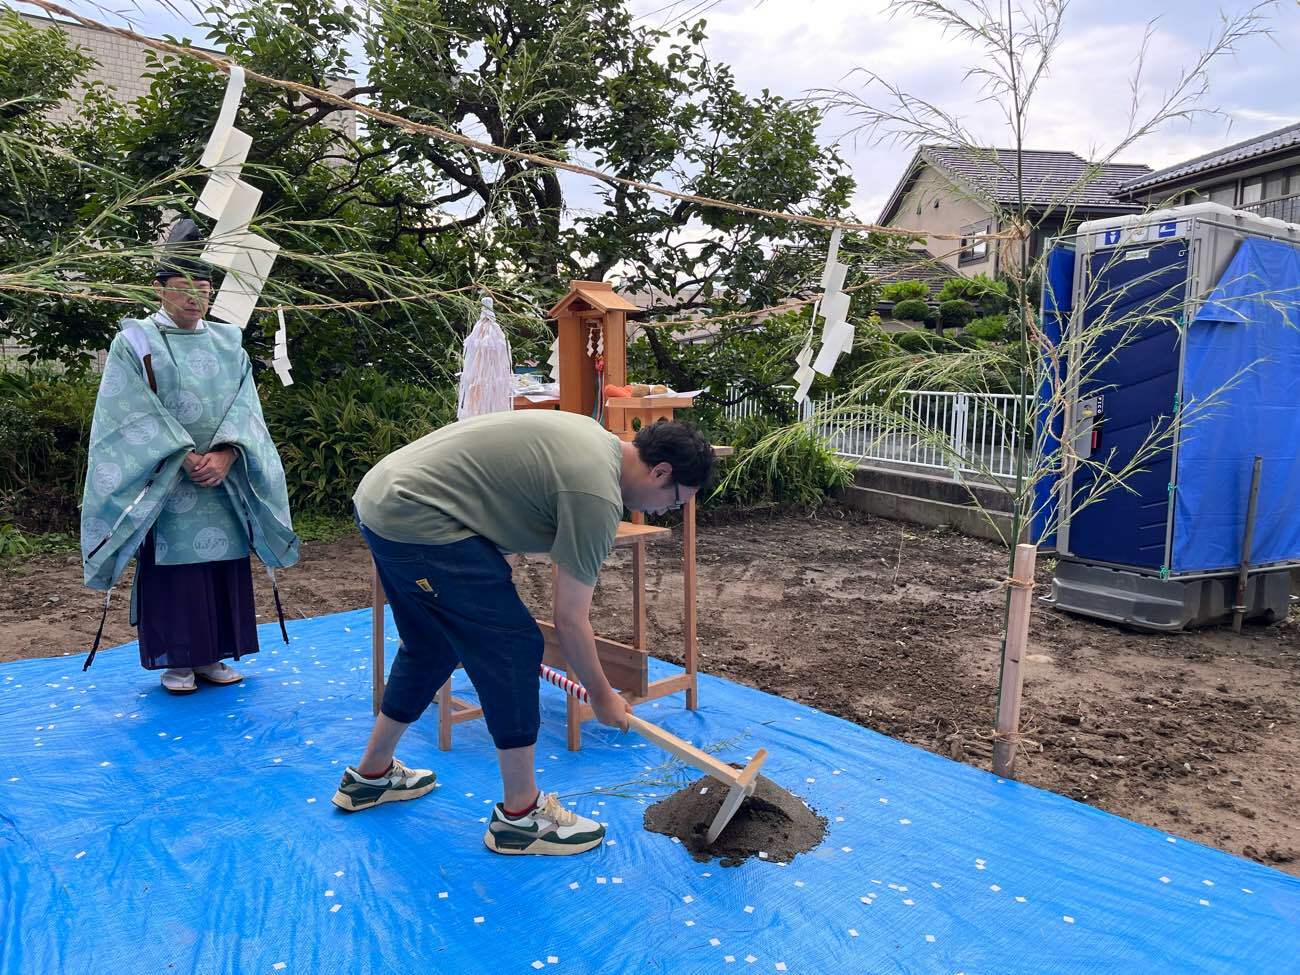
[{"xmin": 539, "ymin": 664, "xmax": 590, "ymax": 703}]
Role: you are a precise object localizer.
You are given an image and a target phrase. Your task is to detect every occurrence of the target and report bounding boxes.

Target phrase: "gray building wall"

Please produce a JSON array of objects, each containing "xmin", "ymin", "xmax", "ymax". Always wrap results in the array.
[{"xmin": 19, "ymin": 12, "xmax": 357, "ymax": 140}]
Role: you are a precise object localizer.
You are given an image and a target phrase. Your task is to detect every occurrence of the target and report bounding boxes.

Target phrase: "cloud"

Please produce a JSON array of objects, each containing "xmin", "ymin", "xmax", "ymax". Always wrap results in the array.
[{"xmin": 640, "ymin": 0, "xmax": 1300, "ymax": 220}]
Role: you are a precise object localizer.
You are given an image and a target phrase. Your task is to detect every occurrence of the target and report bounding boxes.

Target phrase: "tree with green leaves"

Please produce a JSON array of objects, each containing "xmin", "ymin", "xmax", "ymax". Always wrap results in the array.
[{"xmin": 3, "ymin": 0, "xmax": 860, "ymax": 398}]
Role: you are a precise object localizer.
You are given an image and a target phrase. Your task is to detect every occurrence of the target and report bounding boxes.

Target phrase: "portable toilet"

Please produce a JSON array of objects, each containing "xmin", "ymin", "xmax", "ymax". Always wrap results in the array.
[{"xmin": 1035, "ymin": 202, "xmax": 1300, "ymax": 630}]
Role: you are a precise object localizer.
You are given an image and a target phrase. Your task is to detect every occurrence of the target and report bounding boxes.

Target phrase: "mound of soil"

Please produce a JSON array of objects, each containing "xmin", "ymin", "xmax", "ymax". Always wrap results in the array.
[{"xmin": 643, "ymin": 774, "xmax": 827, "ymax": 867}]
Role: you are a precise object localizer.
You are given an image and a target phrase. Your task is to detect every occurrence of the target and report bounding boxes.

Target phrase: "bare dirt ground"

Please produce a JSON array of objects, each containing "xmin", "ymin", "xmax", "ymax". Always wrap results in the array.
[{"xmin": 3, "ymin": 507, "xmax": 1297, "ymax": 875}]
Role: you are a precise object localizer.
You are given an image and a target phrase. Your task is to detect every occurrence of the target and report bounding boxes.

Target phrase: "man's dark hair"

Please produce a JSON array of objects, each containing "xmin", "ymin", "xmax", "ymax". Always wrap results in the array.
[{"xmin": 633, "ymin": 419, "xmax": 715, "ymax": 488}]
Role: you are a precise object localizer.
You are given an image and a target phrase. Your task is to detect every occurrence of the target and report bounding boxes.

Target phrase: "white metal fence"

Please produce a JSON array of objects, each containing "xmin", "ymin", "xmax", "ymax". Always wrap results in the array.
[{"xmin": 722, "ymin": 385, "xmax": 1029, "ymax": 480}]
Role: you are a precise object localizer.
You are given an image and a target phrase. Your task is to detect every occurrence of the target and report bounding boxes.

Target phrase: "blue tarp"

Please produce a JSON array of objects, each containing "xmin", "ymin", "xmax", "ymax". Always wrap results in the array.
[
  {"xmin": 1176, "ymin": 237, "xmax": 1300, "ymax": 572},
  {"xmin": 3, "ymin": 610, "xmax": 1299, "ymax": 974},
  {"xmin": 1031, "ymin": 244, "xmax": 1075, "ymax": 548}
]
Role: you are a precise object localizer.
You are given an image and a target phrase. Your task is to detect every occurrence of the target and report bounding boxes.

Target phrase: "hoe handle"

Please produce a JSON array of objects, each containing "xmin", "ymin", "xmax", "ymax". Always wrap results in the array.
[{"xmin": 540, "ymin": 665, "xmax": 743, "ymax": 787}]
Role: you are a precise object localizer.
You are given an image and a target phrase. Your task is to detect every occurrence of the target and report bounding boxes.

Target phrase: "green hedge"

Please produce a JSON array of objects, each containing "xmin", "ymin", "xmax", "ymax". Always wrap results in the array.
[
  {"xmin": 0, "ymin": 368, "xmax": 96, "ymax": 531},
  {"xmin": 890, "ymin": 298, "xmax": 931, "ymax": 323},
  {"xmin": 258, "ymin": 367, "xmax": 456, "ymax": 516},
  {"xmin": 706, "ymin": 415, "xmax": 852, "ymax": 509},
  {"xmin": 965, "ymin": 314, "xmax": 1009, "ymax": 342},
  {"xmin": 880, "ymin": 280, "xmax": 930, "ymax": 303},
  {"xmin": 939, "ymin": 298, "xmax": 978, "ymax": 329}
]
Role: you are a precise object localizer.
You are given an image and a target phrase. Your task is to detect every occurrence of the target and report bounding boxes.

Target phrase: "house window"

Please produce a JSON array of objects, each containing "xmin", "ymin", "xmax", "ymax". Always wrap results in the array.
[
  {"xmin": 959, "ymin": 220, "xmax": 991, "ymax": 266},
  {"xmin": 1208, "ymin": 184, "xmax": 1235, "ymax": 206},
  {"xmin": 1287, "ymin": 167, "xmax": 1300, "ymax": 195},
  {"xmin": 1240, "ymin": 177, "xmax": 1263, "ymax": 206},
  {"xmin": 1264, "ymin": 171, "xmax": 1287, "ymax": 200}
]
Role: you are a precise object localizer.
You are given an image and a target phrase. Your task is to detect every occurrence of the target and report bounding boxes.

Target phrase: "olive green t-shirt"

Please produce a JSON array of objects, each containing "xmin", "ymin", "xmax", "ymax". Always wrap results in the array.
[{"xmin": 353, "ymin": 410, "xmax": 623, "ymax": 586}]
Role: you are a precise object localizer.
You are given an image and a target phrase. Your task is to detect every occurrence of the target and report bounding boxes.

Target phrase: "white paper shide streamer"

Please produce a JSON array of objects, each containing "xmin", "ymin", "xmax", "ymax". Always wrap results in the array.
[
  {"xmin": 795, "ymin": 228, "xmax": 854, "ymax": 403},
  {"xmin": 546, "ymin": 337, "xmax": 560, "ymax": 381},
  {"xmin": 195, "ymin": 66, "xmax": 279, "ymax": 330},
  {"xmin": 272, "ymin": 308, "xmax": 293, "ymax": 386},
  {"xmin": 457, "ymin": 296, "xmax": 515, "ymax": 419}
]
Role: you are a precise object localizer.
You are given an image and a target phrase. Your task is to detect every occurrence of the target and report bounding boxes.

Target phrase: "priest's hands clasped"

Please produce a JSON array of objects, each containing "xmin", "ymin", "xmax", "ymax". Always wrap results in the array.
[{"xmin": 184, "ymin": 447, "xmax": 235, "ymax": 488}]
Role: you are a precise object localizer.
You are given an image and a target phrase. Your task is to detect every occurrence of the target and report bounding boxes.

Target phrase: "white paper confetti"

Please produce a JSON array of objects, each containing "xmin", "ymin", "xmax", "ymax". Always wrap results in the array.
[
  {"xmin": 474, "ymin": 916, "xmax": 484, "ymax": 924},
  {"xmin": 74, "ymin": 851, "xmax": 86, "ymax": 860},
  {"xmin": 848, "ymin": 929, "xmax": 858, "ymax": 938},
  {"xmin": 1063, "ymin": 916, "xmax": 1075, "ymax": 924},
  {"xmin": 330, "ymin": 904, "xmax": 341, "ymax": 914}
]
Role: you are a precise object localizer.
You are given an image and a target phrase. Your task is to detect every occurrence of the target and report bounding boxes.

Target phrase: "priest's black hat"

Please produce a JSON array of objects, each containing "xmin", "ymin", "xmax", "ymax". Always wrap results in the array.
[{"xmin": 154, "ymin": 218, "xmax": 213, "ymax": 283}]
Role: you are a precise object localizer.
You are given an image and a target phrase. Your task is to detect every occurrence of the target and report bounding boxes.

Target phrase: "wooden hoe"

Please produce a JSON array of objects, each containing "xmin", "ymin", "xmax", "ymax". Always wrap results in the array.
[{"xmin": 540, "ymin": 665, "xmax": 768, "ymax": 843}]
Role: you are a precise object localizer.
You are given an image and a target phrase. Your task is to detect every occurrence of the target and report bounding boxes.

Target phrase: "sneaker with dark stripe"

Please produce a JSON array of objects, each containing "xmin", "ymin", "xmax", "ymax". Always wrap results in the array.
[
  {"xmin": 331, "ymin": 758, "xmax": 436, "ymax": 812},
  {"xmin": 483, "ymin": 791, "xmax": 605, "ymax": 856}
]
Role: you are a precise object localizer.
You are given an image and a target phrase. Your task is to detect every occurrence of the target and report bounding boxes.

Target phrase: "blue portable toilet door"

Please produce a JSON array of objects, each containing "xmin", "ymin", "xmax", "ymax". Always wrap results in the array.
[{"xmin": 1064, "ymin": 240, "xmax": 1189, "ymax": 571}]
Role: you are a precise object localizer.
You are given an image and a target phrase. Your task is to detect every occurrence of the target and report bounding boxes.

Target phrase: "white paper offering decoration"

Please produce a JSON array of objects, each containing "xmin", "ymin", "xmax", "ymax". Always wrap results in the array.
[
  {"xmin": 546, "ymin": 337, "xmax": 560, "ymax": 381},
  {"xmin": 795, "ymin": 228, "xmax": 854, "ymax": 401},
  {"xmin": 196, "ymin": 65, "xmax": 278, "ymax": 330},
  {"xmin": 457, "ymin": 296, "xmax": 515, "ymax": 420},
  {"xmin": 272, "ymin": 308, "xmax": 293, "ymax": 387}
]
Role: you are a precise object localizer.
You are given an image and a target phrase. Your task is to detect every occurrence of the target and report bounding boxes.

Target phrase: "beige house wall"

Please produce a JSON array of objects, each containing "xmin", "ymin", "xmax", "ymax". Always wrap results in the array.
[
  {"xmin": 886, "ymin": 165, "xmax": 998, "ymax": 277},
  {"xmin": 19, "ymin": 12, "xmax": 356, "ymax": 140}
]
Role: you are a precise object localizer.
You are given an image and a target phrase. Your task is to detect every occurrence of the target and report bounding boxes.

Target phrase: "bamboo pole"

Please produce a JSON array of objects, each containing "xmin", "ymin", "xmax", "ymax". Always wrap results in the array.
[
  {"xmin": 992, "ymin": 543, "xmax": 1037, "ymax": 779},
  {"xmin": 683, "ymin": 497, "xmax": 699, "ymax": 710}
]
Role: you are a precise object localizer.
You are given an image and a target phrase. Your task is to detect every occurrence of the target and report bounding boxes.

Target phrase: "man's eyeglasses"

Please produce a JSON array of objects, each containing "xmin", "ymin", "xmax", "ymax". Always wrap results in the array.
[{"xmin": 666, "ymin": 482, "xmax": 682, "ymax": 511}]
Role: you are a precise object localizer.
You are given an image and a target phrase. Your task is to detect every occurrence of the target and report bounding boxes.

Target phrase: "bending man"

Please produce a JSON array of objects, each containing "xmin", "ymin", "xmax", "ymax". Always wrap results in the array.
[{"xmin": 334, "ymin": 411, "xmax": 713, "ymax": 857}]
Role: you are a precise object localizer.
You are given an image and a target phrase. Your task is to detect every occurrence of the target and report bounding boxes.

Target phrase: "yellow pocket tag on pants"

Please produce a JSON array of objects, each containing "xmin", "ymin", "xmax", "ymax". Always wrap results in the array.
[{"xmin": 415, "ymin": 578, "xmax": 433, "ymax": 593}]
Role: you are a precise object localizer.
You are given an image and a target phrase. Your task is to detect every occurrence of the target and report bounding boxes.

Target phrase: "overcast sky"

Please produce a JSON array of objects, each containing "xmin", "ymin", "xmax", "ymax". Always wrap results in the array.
[{"xmin": 50, "ymin": 0, "xmax": 1300, "ymax": 220}]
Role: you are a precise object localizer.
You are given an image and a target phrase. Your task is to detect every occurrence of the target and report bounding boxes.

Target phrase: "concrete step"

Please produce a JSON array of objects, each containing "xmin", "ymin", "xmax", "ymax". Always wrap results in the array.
[
  {"xmin": 836, "ymin": 484, "xmax": 1020, "ymax": 544},
  {"xmin": 852, "ymin": 463, "xmax": 1015, "ymax": 514}
]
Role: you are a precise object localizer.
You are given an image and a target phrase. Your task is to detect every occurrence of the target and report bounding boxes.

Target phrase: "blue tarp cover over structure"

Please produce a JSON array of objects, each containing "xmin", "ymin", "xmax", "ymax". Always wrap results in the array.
[
  {"xmin": 1177, "ymin": 237, "xmax": 1300, "ymax": 572},
  {"xmin": 3, "ymin": 610, "xmax": 1298, "ymax": 974},
  {"xmin": 1031, "ymin": 244, "xmax": 1075, "ymax": 549}
]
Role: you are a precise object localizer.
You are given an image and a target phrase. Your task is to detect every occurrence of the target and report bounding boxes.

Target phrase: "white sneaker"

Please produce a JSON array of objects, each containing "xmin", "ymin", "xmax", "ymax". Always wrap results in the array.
[
  {"xmin": 331, "ymin": 759, "xmax": 438, "ymax": 812},
  {"xmin": 194, "ymin": 662, "xmax": 243, "ymax": 686},
  {"xmin": 161, "ymin": 668, "xmax": 197, "ymax": 694},
  {"xmin": 484, "ymin": 791, "xmax": 605, "ymax": 856}
]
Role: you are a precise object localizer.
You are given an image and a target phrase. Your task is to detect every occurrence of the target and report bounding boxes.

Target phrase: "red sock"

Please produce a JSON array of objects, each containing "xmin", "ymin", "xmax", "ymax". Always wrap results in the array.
[{"xmin": 503, "ymin": 791, "xmax": 540, "ymax": 818}]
